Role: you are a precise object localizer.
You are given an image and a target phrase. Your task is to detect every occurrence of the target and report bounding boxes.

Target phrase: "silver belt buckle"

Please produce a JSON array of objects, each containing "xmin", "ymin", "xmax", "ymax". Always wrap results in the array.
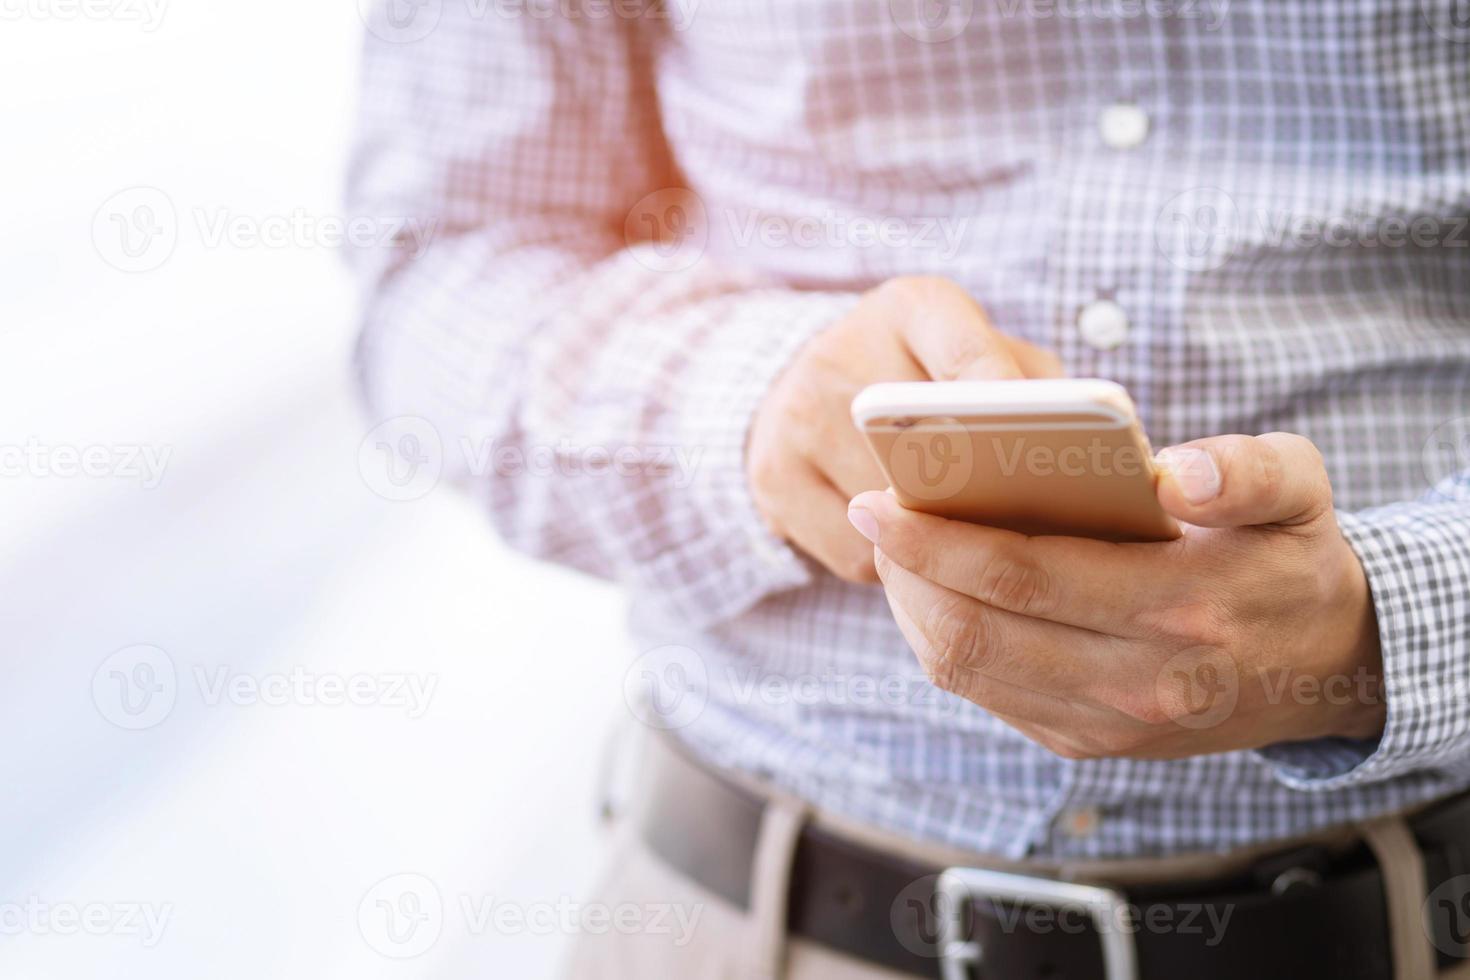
[{"xmin": 937, "ymin": 868, "xmax": 1140, "ymax": 980}]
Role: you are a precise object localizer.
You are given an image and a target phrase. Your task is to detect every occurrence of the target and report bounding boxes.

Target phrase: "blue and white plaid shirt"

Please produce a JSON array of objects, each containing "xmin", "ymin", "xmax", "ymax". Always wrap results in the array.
[{"xmin": 349, "ymin": 0, "xmax": 1470, "ymax": 858}]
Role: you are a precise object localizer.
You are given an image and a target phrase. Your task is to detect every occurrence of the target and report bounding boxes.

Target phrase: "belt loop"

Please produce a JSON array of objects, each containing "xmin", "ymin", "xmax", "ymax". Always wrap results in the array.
[
  {"xmin": 745, "ymin": 794, "xmax": 810, "ymax": 980},
  {"xmin": 1358, "ymin": 814, "xmax": 1435, "ymax": 980}
]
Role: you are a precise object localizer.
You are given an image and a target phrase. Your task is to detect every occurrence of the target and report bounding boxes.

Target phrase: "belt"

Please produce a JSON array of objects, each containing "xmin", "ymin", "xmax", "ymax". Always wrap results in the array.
[{"xmin": 637, "ymin": 742, "xmax": 1470, "ymax": 980}]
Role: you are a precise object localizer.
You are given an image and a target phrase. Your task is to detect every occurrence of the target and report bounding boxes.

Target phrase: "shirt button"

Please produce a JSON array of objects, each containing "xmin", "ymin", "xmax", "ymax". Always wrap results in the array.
[
  {"xmin": 1077, "ymin": 299, "xmax": 1130, "ymax": 350},
  {"xmin": 1099, "ymin": 102, "xmax": 1150, "ymax": 150},
  {"xmin": 1059, "ymin": 806, "xmax": 1102, "ymax": 839}
]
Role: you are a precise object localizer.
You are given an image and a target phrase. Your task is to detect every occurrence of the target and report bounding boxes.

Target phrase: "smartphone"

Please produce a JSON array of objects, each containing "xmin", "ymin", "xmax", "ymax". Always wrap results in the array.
[{"xmin": 852, "ymin": 379, "xmax": 1180, "ymax": 542}]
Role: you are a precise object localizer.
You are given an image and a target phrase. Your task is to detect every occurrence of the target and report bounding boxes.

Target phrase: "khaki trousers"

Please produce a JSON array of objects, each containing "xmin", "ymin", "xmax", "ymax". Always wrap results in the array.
[{"xmin": 562, "ymin": 733, "xmax": 1470, "ymax": 980}]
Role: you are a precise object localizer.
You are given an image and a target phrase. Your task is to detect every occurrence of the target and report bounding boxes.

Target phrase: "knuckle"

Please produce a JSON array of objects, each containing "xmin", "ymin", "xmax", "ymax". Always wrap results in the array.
[
  {"xmin": 1114, "ymin": 688, "xmax": 1173, "ymax": 728},
  {"xmin": 747, "ymin": 445, "xmax": 784, "ymax": 498},
  {"xmin": 873, "ymin": 547, "xmax": 897, "ymax": 581},
  {"xmin": 973, "ymin": 550, "xmax": 1050, "ymax": 616},
  {"xmin": 1141, "ymin": 599, "xmax": 1227, "ymax": 647},
  {"xmin": 1092, "ymin": 726, "xmax": 1145, "ymax": 757},
  {"xmin": 1043, "ymin": 736, "xmax": 1096, "ymax": 761},
  {"xmin": 879, "ymin": 274, "xmax": 955, "ymax": 306},
  {"xmin": 934, "ymin": 331, "xmax": 992, "ymax": 378},
  {"xmin": 835, "ymin": 549, "xmax": 878, "ymax": 584},
  {"xmin": 922, "ymin": 594, "xmax": 991, "ymax": 689}
]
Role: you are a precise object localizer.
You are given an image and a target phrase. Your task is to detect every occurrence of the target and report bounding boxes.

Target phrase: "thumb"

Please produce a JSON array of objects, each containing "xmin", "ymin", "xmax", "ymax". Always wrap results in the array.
[{"xmin": 1154, "ymin": 432, "xmax": 1333, "ymax": 528}]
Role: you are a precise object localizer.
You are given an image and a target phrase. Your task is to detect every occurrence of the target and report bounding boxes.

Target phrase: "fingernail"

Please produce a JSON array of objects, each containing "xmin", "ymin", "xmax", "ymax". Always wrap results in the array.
[
  {"xmin": 1156, "ymin": 447, "xmax": 1221, "ymax": 505},
  {"xmin": 847, "ymin": 506, "xmax": 880, "ymax": 544}
]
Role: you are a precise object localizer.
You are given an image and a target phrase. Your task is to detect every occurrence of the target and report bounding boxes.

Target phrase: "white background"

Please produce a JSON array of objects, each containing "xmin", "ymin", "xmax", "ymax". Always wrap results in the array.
[{"xmin": 0, "ymin": 3, "xmax": 629, "ymax": 976}]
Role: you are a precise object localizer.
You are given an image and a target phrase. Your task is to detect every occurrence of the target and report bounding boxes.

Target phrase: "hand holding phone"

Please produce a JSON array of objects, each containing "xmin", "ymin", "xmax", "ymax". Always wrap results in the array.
[
  {"xmin": 746, "ymin": 277, "xmax": 1064, "ymax": 583},
  {"xmin": 852, "ymin": 379, "xmax": 1180, "ymax": 542}
]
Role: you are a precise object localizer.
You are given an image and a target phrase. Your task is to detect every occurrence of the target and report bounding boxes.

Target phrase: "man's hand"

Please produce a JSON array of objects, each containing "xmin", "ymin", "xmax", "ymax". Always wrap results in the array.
[
  {"xmin": 748, "ymin": 276, "xmax": 1061, "ymax": 583},
  {"xmin": 847, "ymin": 433, "xmax": 1387, "ymax": 759}
]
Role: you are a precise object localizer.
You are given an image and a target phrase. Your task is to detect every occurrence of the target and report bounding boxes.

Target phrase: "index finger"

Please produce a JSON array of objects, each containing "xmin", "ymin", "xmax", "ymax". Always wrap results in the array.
[
  {"xmin": 848, "ymin": 489, "xmax": 1184, "ymax": 637},
  {"xmin": 876, "ymin": 277, "xmax": 1047, "ymax": 381}
]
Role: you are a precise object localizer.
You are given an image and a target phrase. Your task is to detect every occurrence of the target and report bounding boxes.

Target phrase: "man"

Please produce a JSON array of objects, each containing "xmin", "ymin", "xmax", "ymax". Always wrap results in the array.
[{"xmin": 348, "ymin": 2, "xmax": 1470, "ymax": 977}]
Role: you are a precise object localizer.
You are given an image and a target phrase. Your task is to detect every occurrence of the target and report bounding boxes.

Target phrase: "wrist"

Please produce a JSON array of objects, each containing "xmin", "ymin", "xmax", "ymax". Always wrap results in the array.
[{"xmin": 1323, "ymin": 536, "xmax": 1387, "ymax": 740}]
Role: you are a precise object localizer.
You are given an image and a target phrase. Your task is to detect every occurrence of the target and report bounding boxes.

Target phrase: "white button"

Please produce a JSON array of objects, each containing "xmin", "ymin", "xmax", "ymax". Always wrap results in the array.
[
  {"xmin": 1077, "ymin": 299, "xmax": 1130, "ymax": 350},
  {"xmin": 1099, "ymin": 102, "xmax": 1150, "ymax": 150},
  {"xmin": 1058, "ymin": 806, "xmax": 1102, "ymax": 839}
]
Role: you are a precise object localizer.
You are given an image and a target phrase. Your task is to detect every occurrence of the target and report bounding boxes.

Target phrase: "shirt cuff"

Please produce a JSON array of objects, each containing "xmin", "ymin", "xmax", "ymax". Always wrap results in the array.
[
  {"xmin": 662, "ymin": 288, "xmax": 861, "ymax": 623},
  {"xmin": 1255, "ymin": 505, "xmax": 1470, "ymax": 789}
]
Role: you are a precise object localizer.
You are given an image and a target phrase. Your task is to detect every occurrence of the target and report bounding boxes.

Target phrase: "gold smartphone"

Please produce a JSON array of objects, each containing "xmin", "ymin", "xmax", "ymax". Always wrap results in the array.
[{"xmin": 852, "ymin": 379, "xmax": 1180, "ymax": 542}]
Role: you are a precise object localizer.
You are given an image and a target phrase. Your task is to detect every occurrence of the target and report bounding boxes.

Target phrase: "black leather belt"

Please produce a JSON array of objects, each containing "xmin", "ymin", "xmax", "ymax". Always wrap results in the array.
[{"xmin": 638, "ymin": 742, "xmax": 1470, "ymax": 979}]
